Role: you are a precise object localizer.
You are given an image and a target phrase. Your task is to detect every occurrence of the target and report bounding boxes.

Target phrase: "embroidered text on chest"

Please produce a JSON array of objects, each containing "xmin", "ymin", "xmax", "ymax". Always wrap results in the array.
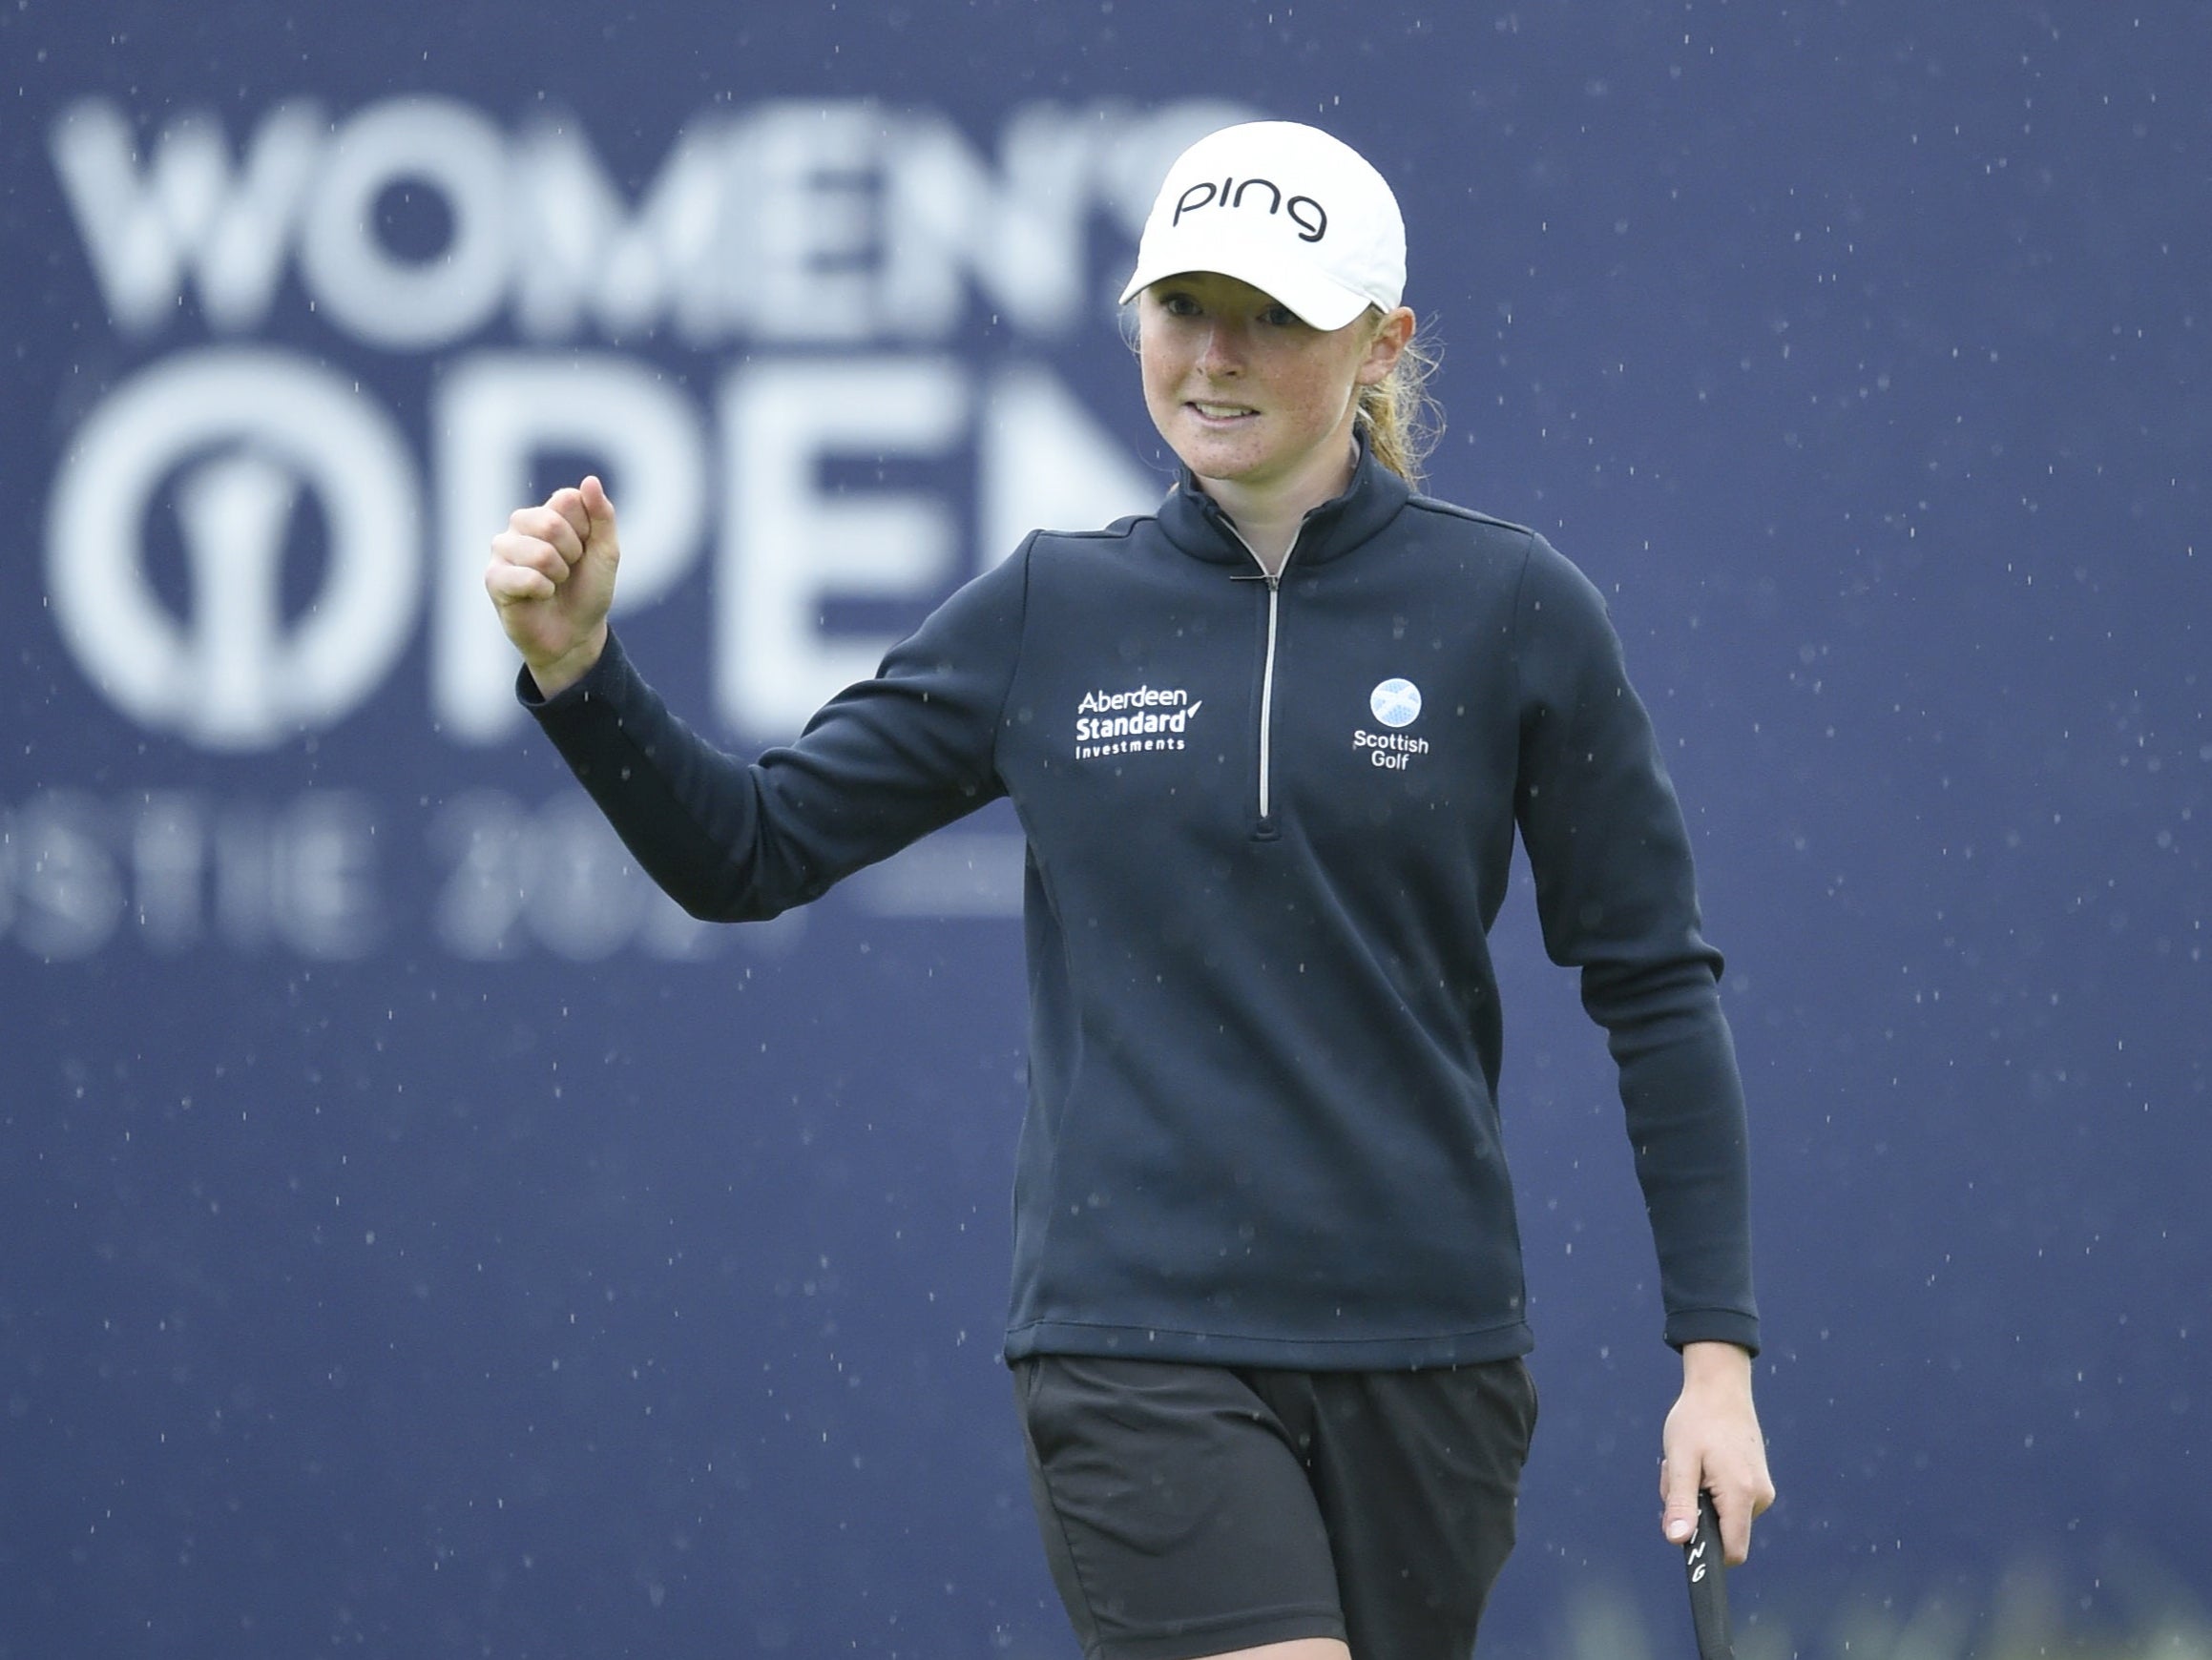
[{"xmin": 1073, "ymin": 684, "xmax": 1204, "ymax": 759}]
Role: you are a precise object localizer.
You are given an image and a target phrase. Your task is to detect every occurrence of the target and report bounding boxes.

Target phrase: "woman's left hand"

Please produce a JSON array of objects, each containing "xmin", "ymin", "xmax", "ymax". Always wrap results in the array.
[{"xmin": 1659, "ymin": 1340, "xmax": 1776, "ymax": 1565}]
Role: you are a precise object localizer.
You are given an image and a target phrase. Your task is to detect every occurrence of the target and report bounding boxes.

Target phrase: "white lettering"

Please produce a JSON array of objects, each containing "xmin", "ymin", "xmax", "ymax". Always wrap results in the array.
[
  {"xmin": 49, "ymin": 95, "xmax": 1258, "ymax": 352},
  {"xmin": 50, "ymin": 97, "xmax": 323, "ymax": 337},
  {"xmin": 735, "ymin": 102, "xmax": 882, "ymax": 342},
  {"xmin": 511, "ymin": 117, "xmax": 734, "ymax": 343},
  {"xmin": 719, "ymin": 356, "xmax": 970, "ymax": 736},
  {"xmin": 9, "ymin": 793, "xmax": 124, "ymax": 961},
  {"xmin": 524, "ymin": 795, "xmax": 675, "ymax": 962},
  {"xmin": 132, "ymin": 793, "xmax": 206, "ymax": 949},
  {"xmin": 429, "ymin": 787, "xmax": 526, "ymax": 959},
  {"xmin": 266, "ymin": 793, "xmax": 383, "ymax": 959},
  {"xmin": 2, "ymin": 790, "xmax": 379, "ymax": 959},
  {"xmin": 1074, "ymin": 699, "xmax": 1202, "ymax": 745},
  {"xmin": 429, "ymin": 789, "xmax": 724, "ymax": 961},
  {"xmin": 39, "ymin": 94, "xmax": 1245, "ymax": 770},
  {"xmin": 1353, "ymin": 729, "xmax": 1429, "ymax": 754},
  {"xmin": 1078, "ymin": 686, "xmax": 1191, "ymax": 714},
  {"xmin": 980, "ymin": 363, "xmax": 1159, "ymax": 563},
  {"xmin": 879, "ymin": 107, "xmax": 1093, "ymax": 339},
  {"xmin": 298, "ymin": 97, "xmax": 510, "ymax": 349}
]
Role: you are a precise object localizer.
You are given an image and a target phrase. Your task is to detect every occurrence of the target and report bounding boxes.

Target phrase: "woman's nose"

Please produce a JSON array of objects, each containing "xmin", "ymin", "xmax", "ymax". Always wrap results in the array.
[{"xmin": 1197, "ymin": 322, "xmax": 1244, "ymax": 375}]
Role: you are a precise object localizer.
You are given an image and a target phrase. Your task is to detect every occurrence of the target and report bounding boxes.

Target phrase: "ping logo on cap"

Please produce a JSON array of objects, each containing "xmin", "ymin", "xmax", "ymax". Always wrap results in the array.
[{"xmin": 1172, "ymin": 176, "xmax": 1328, "ymax": 243}]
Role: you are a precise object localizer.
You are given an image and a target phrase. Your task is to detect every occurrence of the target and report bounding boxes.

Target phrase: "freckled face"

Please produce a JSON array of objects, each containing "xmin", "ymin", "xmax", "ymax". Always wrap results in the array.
[{"xmin": 1137, "ymin": 273, "xmax": 1389, "ymax": 502}]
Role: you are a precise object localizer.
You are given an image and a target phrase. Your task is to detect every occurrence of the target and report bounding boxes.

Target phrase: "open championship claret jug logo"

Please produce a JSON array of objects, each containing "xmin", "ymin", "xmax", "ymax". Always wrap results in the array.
[{"xmin": 48, "ymin": 351, "xmax": 424, "ymax": 751}]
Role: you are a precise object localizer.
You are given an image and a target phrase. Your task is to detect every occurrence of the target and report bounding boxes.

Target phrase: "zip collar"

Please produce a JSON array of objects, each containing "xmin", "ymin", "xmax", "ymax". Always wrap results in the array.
[{"xmin": 1155, "ymin": 433, "xmax": 1413, "ymax": 571}]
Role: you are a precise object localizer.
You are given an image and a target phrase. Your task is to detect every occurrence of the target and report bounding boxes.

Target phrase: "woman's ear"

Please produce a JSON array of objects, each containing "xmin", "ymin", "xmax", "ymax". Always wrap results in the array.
[{"xmin": 1358, "ymin": 305, "xmax": 1417, "ymax": 385}]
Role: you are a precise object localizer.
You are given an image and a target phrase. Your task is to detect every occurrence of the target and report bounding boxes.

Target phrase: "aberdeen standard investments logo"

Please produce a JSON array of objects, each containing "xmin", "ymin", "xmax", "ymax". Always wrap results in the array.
[{"xmin": 1073, "ymin": 684, "xmax": 1203, "ymax": 760}]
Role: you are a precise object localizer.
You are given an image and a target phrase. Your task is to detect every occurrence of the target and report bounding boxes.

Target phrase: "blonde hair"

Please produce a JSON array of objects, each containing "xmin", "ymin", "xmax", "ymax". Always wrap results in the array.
[{"xmin": 1355, "ymin": 310, "xmax": 1443, "ymax": 489}]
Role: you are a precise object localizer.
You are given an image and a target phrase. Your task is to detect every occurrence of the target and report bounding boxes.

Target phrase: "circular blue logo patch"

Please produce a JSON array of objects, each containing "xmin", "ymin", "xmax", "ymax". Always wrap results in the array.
[{"xmin": 1369, "ymin": 678, "xmax": 1422, "ymax": 727}]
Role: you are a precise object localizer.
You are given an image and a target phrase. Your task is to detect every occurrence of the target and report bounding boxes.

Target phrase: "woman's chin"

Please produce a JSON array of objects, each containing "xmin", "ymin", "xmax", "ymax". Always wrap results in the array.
[{"xmin": 1169, "ymin": 429, "xmax": 1270, "ymax": 486}]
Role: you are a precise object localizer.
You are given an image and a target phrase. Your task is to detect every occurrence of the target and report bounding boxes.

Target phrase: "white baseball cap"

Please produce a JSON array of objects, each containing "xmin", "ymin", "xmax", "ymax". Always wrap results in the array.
[{"xmin": 1118, "ymin": 121, "xmax": 1406, "ymax": 331}]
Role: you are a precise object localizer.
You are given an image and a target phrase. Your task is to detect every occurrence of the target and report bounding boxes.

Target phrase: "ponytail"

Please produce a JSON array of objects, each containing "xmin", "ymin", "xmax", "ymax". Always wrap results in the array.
[{"xmin": 1355, "ymin": 313, "xmax": 1442, "ymax": 489}]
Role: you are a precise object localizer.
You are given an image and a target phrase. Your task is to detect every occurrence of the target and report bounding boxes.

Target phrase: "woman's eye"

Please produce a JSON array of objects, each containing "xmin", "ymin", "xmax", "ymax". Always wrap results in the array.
[
  {"xmin": 1160, "ymin": 293, "xmax": 1200, "ymax": 317},
  {"xmin": 1261, "ymin": 306, "xmax": 1300, "ymax": 327}
]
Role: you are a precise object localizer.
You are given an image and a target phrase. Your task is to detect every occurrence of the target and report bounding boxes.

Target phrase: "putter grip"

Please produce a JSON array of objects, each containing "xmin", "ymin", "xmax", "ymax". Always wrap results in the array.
[{"xmin": 1682, "ymin": 1488, "xmax": 1734, "ymax": 1660}]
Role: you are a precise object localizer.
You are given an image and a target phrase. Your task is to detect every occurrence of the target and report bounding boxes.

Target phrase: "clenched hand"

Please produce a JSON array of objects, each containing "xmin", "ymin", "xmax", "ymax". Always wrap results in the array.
[{"xmin": 485, "ymin": 474, "xmax": 622, "ymax": 697}]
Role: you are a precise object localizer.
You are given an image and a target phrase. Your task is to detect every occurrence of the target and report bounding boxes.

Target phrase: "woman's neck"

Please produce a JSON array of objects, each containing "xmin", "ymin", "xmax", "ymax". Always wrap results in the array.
[
  {"xmin": 1200, "ymin": 434, "xmax": 1361, "ymax": 577},
  {"xmin": 1212, "ymin": 498, "xmax": 1305, "ymax": 576}
]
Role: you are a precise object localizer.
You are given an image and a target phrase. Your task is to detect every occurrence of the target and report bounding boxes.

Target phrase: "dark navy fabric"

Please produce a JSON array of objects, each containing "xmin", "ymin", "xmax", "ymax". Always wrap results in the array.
[
  {"xmin": 1014, "ymin": 1354, "xmax": 1535, "ymax": 1660},
  {"xmin": 523, "ymin": 443, "xmax": 1759, "ymax": 1368}
]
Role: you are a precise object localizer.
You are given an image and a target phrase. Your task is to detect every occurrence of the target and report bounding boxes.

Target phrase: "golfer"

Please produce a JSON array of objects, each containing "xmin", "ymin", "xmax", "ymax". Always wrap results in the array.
[{"xmin": 487, "ymin": 119, "xmax": 1775, "ymax": 1660}]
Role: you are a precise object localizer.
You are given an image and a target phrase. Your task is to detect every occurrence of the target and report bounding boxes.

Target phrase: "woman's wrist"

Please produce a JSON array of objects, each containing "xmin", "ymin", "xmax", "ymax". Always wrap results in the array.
[
  {"xmin": 527, "ymin": 624, "xmax": 609, "ymax": 699},
  {"xmin": 1680, "ymin": 1340, "xmax": 1754, "ymax": 1390}
]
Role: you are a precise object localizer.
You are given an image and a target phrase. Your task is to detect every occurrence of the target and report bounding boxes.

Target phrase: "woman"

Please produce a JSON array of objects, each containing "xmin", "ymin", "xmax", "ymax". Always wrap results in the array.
[{"xmin": 487, "ymin": 120, "xmax": 1774, "ymax": 1660}]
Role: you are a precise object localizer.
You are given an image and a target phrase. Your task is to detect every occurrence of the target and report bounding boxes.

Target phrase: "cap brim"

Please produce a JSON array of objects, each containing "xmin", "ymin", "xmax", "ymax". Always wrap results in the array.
[{"xmin": 1117, "ymin": 228, "xmax": 1374, "ymax": 332}]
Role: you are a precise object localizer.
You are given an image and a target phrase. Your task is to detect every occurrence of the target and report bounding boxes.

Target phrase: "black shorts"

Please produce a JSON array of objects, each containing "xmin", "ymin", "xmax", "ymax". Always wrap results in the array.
[{"xmin": 1013, "ymin": 1353, "xmax": 1537, "ymax": 1660}]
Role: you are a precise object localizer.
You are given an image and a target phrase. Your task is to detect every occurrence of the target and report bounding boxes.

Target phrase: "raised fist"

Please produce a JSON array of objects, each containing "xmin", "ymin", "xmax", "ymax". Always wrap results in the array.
[{"xmin": 485, "ymin": 473, "xmax": 622, "ymax": 696}]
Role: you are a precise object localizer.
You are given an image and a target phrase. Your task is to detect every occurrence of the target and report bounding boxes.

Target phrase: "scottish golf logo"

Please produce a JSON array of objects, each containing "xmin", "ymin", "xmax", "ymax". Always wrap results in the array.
[
  {"xmin": 1074, "ymin": 684, "xmax": 1203, "ymax": 759},
  {"xmin": 1369, "ymin": 677, "xmax": 1421, "ymax": 727},
  {"xmin": 1355, "ymin": 677, "xmax": 1429, "ymax": 770}
]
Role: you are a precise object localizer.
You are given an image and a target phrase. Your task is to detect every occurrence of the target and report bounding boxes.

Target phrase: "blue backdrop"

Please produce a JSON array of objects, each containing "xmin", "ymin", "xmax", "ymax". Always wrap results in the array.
[{"xmin": 4, "ymin": 3, "xmax": 2206, "ymax": 1656}]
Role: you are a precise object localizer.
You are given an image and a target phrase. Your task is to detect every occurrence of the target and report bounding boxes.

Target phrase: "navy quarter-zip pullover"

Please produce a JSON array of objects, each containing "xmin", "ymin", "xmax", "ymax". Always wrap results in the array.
[{"xmin": 523, "ymin": 443, "xmax": 1759, "ymax": 1369}]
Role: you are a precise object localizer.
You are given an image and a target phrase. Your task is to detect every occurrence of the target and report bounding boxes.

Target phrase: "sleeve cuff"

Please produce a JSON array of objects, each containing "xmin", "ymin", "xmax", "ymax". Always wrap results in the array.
[
  {"xmin": 1664, "ymin": 1309, "xmax": 1762, "ymax": 1357},
  {"xmin": 513, "ymin": 631, "xmax": 624, "ymax": 715}
]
